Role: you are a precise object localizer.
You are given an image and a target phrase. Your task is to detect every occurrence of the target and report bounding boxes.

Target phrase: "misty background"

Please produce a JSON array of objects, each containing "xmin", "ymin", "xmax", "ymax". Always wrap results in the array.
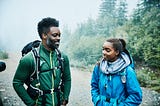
[
  {"xmin": 0, "ymin": 1, "xmax": 160, "ymax": 105},
  {"xmin": 0, "ymin": 0, "xmax": 138, "ymax": 51}
]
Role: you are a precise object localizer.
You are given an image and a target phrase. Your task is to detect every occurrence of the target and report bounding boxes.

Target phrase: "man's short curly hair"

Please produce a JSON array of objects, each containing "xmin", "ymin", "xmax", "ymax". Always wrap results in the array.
[{"xmin": 37, "ymin": 17, "xmax": 59, "ymax": 39}]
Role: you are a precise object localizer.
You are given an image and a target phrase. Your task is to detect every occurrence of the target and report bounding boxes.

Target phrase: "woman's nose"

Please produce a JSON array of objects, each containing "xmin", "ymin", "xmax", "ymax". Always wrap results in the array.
[{"xmin": 102, "ymin": 50, "xmax": 105, "ymax": 55}]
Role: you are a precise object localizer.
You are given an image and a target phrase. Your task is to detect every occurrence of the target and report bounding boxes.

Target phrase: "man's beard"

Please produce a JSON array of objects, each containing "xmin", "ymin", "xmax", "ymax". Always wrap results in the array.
[{"xmin": 46, "ymin": 38, "xmax": 60, "ymax": 50}]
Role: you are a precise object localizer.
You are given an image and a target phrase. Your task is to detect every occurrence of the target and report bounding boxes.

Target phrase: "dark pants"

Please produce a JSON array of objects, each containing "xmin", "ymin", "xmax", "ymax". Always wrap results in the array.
[{"xmin": 0, "ymin": 96, "xmax": 3, "ymax": 106}]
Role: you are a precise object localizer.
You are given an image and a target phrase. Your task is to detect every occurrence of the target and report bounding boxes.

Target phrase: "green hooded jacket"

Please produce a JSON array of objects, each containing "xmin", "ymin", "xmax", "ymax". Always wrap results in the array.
[{"xmin": 13, "ymin": 44, "xmax": 71, "ymax": 106}]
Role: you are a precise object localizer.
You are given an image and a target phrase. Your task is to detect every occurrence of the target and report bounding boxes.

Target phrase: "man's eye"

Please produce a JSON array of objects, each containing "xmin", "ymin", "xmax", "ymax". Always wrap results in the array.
[{"xmin": 52, "ymin": 33, "xmax": 61, "ymax": 37}]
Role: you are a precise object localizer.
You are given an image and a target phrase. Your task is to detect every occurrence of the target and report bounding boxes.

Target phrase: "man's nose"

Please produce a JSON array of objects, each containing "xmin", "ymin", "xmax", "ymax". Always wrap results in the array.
[{"xmin": 55, "ymin": 35, "xmax": 60, "ymax": 39}]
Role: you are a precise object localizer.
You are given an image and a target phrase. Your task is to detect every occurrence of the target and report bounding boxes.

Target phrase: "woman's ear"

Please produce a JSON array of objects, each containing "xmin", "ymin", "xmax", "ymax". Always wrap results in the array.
[{"xmin": 115, "ymin": 50, "xmax": 120, "ymax": 56}]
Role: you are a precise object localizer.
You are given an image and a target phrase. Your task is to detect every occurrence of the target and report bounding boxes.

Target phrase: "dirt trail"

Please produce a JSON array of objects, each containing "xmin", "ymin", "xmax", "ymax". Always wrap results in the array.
[
  {"xmin": 0, "ymin": 52, "xmax": 93, "ymax": 106},
  {"xmin": 0, "ymin": 52, "xmax": 160, "ymax": 106}
]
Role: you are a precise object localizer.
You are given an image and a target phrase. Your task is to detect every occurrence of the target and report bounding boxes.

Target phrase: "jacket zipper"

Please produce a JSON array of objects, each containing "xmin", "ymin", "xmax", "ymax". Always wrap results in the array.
[{"xmin": 50, "ymin": 51, "xmax": 55, "ymax": 106}]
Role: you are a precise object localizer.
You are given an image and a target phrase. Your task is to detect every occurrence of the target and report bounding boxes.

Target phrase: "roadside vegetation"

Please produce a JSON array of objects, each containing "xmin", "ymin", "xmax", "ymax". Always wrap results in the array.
[
  {"xmin": 61, "ymin": 0, "xmax": 160, "ymax": 93},
  {"xmin": 0, "ymin": 50, "xmax": 8, "ymax": 59},
  {"xmin": 1, "ymin": 0, "xmax": 159, "ymax": 93}
]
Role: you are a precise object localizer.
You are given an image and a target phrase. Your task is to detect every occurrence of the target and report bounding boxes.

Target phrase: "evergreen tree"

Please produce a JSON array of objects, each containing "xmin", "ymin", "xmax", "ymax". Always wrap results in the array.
[
  {"xmin": 99, "ymin": 0, "xmax": 117, "ymax": 18},
  {"xmin": 117, "ymin": 0, "xmax": 128, "ymax": 26},
  {"xmin": 98, "ymin": 0, "xmax": 117, "ymax": 36},
  {"xmin": 128, "ymin": 0, "xmax": 160, "ymax": 68}
]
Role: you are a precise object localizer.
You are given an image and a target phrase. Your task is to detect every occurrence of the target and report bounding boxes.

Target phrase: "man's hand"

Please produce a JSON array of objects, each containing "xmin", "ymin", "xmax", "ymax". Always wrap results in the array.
[{"xmin": 61, "ymin": 100, "xmax": 68, "ymax": 106}]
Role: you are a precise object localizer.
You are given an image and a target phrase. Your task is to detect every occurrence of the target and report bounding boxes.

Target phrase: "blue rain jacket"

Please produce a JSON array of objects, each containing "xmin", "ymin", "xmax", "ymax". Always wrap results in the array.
[{"xmin": 91, "ymin": 65, "xmax": 142, "ymax": 106}]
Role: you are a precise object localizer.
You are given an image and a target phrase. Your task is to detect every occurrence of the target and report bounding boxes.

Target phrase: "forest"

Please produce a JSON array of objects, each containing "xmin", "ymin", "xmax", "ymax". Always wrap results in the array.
[
  {"xmin": 0, "ymin": 0, "xmax": 160, "ymax": 92},
  {"xmin": 60, "ymin": 0, "xmax": 160, "ymax": 92}
]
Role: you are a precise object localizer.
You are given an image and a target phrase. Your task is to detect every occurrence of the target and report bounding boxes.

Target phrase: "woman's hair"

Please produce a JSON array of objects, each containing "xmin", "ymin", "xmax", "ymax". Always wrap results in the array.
[
  {"xmin": 37, "ymin": 17, "xmax": 59, "ymax": 39},
  {"xmin": 106, "ymin": 38, "xmax": 124, "ymax": 54},
  {"xmin": 119, "ymin": 38, "xmax": 126, "ymax": 50}
]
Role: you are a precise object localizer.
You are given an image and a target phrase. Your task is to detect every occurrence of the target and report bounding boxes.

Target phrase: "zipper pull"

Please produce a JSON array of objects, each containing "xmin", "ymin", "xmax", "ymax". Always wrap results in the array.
[
  {"xmin": 104, "ymin": 84, "xmax": 107, "ymax": 89},
  {"xmin": 109, "ymin": 75, "xmax": 112, "ymax": 81}
]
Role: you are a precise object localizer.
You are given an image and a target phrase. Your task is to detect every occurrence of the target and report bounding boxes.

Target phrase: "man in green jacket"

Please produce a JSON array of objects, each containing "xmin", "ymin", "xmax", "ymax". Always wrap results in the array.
[{"xmin": 13, "ymin": 17, "xmax": 71, "ymax": 106}]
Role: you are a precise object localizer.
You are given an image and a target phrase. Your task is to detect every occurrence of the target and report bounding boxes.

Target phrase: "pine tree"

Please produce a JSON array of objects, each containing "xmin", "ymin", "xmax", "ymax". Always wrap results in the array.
[
  {"xmin": 117, "ymin": 0, "xmax": 128, "ymax": 26},
  {"xmin": 98, "ymin": 0, "xmax": 117, "ymax": 36}
]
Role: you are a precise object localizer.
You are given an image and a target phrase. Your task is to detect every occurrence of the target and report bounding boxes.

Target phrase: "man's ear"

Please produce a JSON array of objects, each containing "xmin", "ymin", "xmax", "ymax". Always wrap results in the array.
[{"xmin": 42, "ymin": 33, "xmax": 47, "ymax": 39}]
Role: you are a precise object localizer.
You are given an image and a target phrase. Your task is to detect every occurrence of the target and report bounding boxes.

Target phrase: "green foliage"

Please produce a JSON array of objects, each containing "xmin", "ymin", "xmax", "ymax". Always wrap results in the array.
[
  {"xmin": 66, "ymin": 36, "xmax": 105, "ymax": 66},
  {"xmin": 97, "ymin": 0, "xmax": 128, "ymax": 36},
  {"xmin": 127, "ymin": 6, "xmax": 160, "ymax": 69},
  {"xmin": 60, "ymin": 25, "xmax": 72, "ymax": 50},
  {"xmin": 75, "ymin": 18, "xmax": 97, "ymax": 37},
  {"xmin": 116, "ymin": 0, "xmax": 128, "ymax": 26},
  {"xmin": 60, "ymin": 0, "xmax": 160, "ymax": 92},
  {"xmin": 136, "ymin": 69, "xmax": 152, "ymax": 87},
  {"xmin": 0, "ymin": 50, "xmax": 8, "ymax": 59},
  {"xmin": 137, "ymin": 68, "xmax": 160, "ymax": 92},
  {"xmin": 61, "ymin": 0, "xmax": 160, "ymax": 71},
  {"xmin": 73, "ymin": 36, "xmax": 104, "ymax": 65},
  {"xmin": 99, "ymin": 0, "xmax": 116, "ymax": 18}
]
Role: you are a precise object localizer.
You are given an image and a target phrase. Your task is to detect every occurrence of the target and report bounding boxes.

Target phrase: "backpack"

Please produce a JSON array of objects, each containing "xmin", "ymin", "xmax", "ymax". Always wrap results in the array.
[
  {"xmin": 21, "ymin": 40, "xmax": 64, "ymax": 101},
  {"xmin": 21, "ymin": 40, "xmax": 64, "ymax": 80},
  {"xmin": 21, "ymin": 40, "xmax": 41, "ymax": 56}
]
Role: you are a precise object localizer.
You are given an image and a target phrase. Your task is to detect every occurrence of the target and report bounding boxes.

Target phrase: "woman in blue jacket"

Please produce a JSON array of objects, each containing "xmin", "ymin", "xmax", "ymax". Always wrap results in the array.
[{"xmin": 91, "ymin": 38, "xmax": 142, "ymax": 106}]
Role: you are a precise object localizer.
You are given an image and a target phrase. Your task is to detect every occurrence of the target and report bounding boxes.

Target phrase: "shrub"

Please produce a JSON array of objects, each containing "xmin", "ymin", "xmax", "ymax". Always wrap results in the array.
[
  {"xmin": 0, "ymin": 51, "xmax": 8, "ymax": 59},
  {"xmin": 136, "ymin": 69, "xmax": 152, "ymax": 87},
  {"xmin": 136, "ymin": 68, "xmax": 160, "ymax": 93}
]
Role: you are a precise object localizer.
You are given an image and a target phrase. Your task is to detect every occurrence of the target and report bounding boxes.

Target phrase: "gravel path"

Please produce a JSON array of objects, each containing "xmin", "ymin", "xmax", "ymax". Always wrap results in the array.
[{"xmin": 0, "ymin": 52, "xmax": 160, "ymax": 106}]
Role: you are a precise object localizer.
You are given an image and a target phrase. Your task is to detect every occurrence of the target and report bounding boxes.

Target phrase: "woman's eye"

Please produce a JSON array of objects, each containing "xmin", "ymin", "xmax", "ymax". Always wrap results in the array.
[{"xmin": 103, "ymin": 48, "xmax": 110, "ymax": 52}]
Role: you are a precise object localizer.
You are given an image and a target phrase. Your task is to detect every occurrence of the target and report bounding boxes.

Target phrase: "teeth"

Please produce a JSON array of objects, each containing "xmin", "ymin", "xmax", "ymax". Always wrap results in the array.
[{"xmin": 55, "ymin": 42, "xmax": 59, "ymax": 44}]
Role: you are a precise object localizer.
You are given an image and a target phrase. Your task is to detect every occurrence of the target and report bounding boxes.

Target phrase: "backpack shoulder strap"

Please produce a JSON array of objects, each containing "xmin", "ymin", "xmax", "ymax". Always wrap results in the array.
[
  {"xmin": 55, "ymin": 49, "xmax": 65, "ymax": 91},
  {"xmin": 119, "ymin": 68, "xmax": 126, "ymax": 84},
  {"xmin": 55, "ymin": 48, "xmax": 64, "ymax": 72},
  {"xmin": 30, "ymin": 46, "xmax": 40, "ymax": 82}
]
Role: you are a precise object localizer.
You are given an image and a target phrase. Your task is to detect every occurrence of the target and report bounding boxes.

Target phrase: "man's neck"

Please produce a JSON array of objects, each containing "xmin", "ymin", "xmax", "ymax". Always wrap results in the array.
[{"xmin": 42, "ymin": 41, "xmax": 54, "ymax": 51}]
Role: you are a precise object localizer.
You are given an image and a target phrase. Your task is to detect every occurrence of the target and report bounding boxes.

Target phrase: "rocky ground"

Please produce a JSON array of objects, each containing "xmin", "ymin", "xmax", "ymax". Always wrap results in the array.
[{"xmin": 0, "ymin": 52, "xmax": 160, "ymax": 106}]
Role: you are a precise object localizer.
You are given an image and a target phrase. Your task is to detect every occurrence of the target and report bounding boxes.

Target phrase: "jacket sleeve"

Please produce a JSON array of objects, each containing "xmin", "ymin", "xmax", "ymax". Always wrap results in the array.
[
  {"xmin": 91, "ymin": 65, "xmax": 113, "ymax": 106},
  {"xmin": 119, "ymin": 66, "xmax": 142, "ymax": 106},
  {"xmin": 12, "ymin": 54, "xmax": 35, "ymax": 106},
  {"xmin": 61, "ymin": 54, "xmax": 71, "ymax": 101}
]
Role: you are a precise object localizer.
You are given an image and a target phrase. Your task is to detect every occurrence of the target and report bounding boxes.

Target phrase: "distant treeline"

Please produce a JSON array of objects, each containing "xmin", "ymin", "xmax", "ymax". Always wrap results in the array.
[{"xmin": 61, "ymin": 0, "xmax": 160, "ymax": 70}]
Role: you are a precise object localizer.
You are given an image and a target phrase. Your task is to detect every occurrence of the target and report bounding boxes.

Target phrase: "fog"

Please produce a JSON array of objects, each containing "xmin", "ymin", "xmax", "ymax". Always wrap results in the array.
[{"xmin": 0, "ymin": 0, "xmax": 138, "ymax": 52}]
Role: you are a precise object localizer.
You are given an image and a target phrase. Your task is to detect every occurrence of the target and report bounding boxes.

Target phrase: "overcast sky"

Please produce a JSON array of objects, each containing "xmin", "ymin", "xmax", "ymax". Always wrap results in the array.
[{"xmin": 0, "ymin": 0, "xmax": 139, "ymax": 51}]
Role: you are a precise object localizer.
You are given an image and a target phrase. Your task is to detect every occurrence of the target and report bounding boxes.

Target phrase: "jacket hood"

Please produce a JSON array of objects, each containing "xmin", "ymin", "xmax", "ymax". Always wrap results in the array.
[{"xmin": 100, "ymin": 52, "xmax": 130, "ymax": 74}]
